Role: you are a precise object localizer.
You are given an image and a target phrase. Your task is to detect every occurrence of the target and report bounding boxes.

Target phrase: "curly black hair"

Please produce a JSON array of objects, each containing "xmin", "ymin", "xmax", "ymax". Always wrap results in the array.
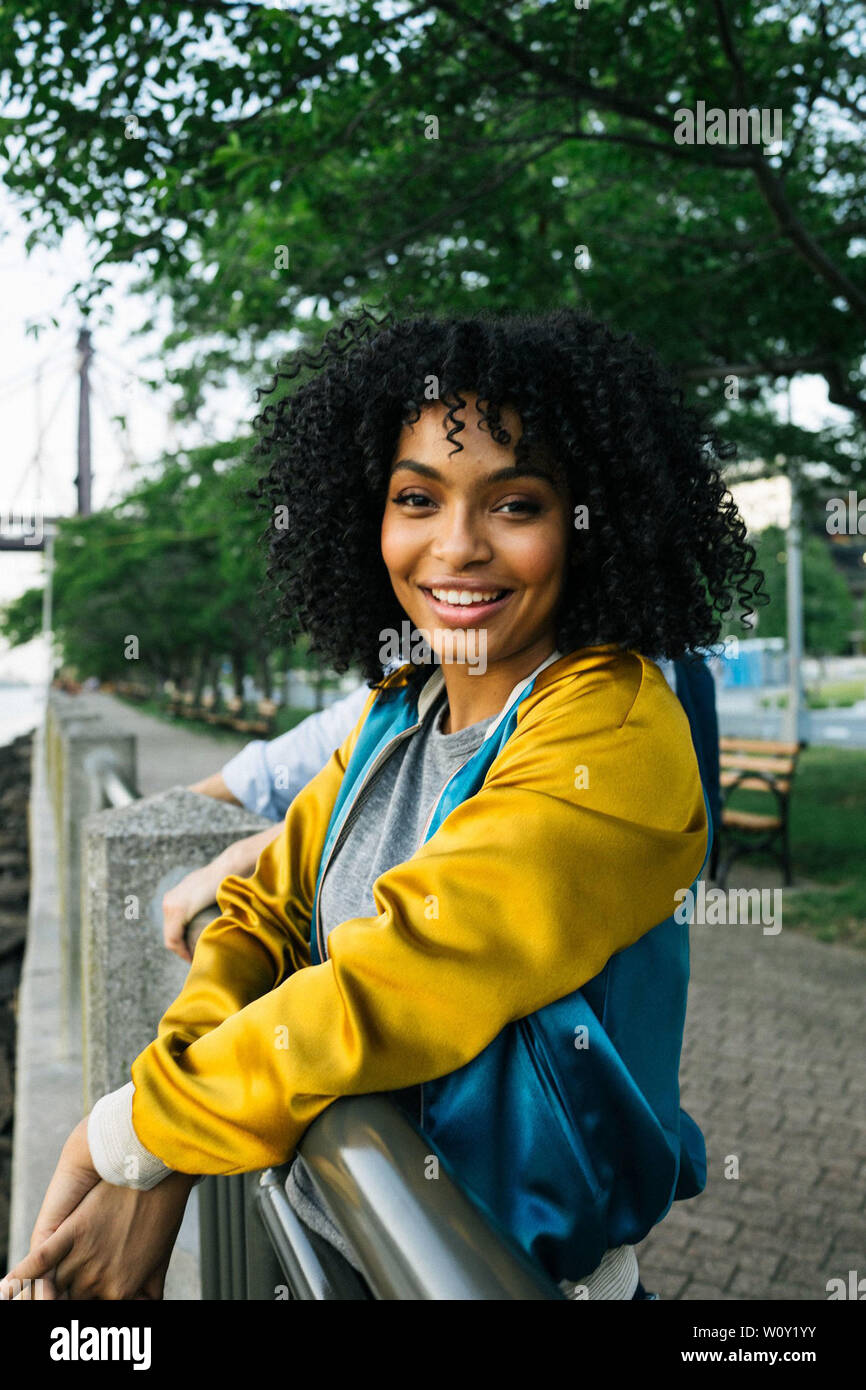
[{"xmin": 250, "ymin": 303, "xmax": 765, "ymax": 691}]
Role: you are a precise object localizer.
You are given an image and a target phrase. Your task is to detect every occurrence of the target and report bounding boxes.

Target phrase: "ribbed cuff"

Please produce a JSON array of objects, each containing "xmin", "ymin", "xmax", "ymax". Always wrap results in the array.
[
  {"xmin": 87, "ymin": 1082, "xmax": 174, "ymax": 1190},
  {"xmin": 559, "ymin": 1245, "xmax": 640, "ymax": 1300}
]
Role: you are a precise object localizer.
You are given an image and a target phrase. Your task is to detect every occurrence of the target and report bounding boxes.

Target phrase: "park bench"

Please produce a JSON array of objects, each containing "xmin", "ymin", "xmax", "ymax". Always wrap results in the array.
[
  {"xmin": 716, "ymin": 737, "xmax": 801, "ymax": 887},
  {"xmin": 165, "ymin": 693, "xmax": 277, "ymax": 737},
  {"xmin": 108, "ymin": 680, "xmax": 151, "ymax": 701}
]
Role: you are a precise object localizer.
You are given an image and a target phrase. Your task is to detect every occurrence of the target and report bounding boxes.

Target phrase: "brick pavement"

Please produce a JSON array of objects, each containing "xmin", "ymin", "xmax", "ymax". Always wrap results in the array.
[{"xmin": 637, "ymin": 887, "xmax": 866, "ymax": 1301}]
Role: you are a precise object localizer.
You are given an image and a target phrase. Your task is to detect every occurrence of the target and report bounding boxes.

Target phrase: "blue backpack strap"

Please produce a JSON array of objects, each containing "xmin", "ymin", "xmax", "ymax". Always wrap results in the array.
[{"xmin": 673, "ymin": 655, "xmax": 721, "ymax": 847}]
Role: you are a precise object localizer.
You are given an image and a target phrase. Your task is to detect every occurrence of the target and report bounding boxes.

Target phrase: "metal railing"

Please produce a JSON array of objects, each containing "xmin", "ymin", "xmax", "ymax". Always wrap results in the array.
[{"xmin": 200, "ymin": 1095, "xmax": 562, "ymax": 1300}]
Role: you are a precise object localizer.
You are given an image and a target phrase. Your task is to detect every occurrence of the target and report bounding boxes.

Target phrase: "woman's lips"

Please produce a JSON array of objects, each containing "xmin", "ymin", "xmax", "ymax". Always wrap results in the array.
[{"xmin": 419, "ymin": 587, "xmax": 513, "ymax": 626}]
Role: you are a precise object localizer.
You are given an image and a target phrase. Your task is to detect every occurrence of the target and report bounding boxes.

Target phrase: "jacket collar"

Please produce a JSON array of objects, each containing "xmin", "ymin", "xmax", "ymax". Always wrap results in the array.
[{"xmin": 415, "ymin": 648, "xmax": 564, "ymax": 738}]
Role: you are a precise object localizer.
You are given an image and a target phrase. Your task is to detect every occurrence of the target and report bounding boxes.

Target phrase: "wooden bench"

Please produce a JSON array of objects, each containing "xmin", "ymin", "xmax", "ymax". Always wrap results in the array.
[
  {"xmin": 165, "ymin": 696, "xmax": 277, "ymax": 738},
  {"xmin": 716, "ymin": 737, "xmax": 801, "ymax": 886}
]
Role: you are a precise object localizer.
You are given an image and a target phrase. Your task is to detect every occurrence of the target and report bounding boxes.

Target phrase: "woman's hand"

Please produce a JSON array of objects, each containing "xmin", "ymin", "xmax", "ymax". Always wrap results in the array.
[
  {"xmin": 2, "ymin": 1172, "xmax": 197, "ymax": 1301},
  {"xmin": 162, "ymin": 864, "xmax": 222, "ymax": 962},
  {"xmin": 28, "ymin": 1116, "xmax": 101, "ymax": 1254},
  {"xmin": 162, "ymin": 826, "xmax": 283, "ymax": 960}
]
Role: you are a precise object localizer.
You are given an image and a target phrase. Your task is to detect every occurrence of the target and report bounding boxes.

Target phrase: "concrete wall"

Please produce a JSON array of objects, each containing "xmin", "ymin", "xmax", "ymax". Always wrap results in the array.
[{"xmin": 10, "ymin": 703, "xmax": 271, "ymax": 1300}]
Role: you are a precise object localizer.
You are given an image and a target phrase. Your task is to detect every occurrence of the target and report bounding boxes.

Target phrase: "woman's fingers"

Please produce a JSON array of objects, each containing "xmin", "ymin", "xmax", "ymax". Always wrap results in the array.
[
  {"xmin": 1, "ymin": 1225, "xmax": 75, "ymax": 1300},
  {"xmin": 137, "ymin": 1257, "xmax": 170, "ymax": 1301},
  {"xmin": 10, "ymin": 1274, "xmax": 59, "ymax": 1300},
  {"xmin": 162, "ymin": 882, "xmax": 197, "ymax": 960}
]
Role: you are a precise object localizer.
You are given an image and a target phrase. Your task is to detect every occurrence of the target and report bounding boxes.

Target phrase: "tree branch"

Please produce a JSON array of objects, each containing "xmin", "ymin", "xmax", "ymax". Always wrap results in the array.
[
  {"xmin": 679, "ymin": 354, "xmax": 832, "ymax": 380},
  {"xmin": 430, "ymin": 0, "xmax": 674, "ymax": 135},
  {"xmin": 711, "ymin": 0, "xmax": 866, "ymax": 323}
]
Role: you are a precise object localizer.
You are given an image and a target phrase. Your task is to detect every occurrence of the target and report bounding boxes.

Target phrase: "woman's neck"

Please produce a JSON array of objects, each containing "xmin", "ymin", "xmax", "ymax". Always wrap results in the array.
[{"xmin": 438, "ymin": 635, "xmax": 558, "ymax": 734}]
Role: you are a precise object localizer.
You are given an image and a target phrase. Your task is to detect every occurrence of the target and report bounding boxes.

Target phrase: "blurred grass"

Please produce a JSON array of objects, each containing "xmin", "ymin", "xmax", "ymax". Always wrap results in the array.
[
  {"xmin": 721, "ymin": 747, "xmax": 866, "ymax": 948},
  {"xmin": 114, "ymin": 694, "xmax": 314, "ymax": 743},
  {"xmin": 805, "ymin": 679, "xmax": 866, "ymax": 709},
  {"xmin": 759, "ymin": 680, "xmax": 866, "ymax": 710}
]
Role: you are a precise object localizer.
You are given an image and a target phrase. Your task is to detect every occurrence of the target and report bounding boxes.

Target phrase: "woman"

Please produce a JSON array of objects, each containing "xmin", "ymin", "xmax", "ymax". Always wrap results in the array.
[{"xmin": 2, "ymin": 305, "xmax": 763, "ymax": 1301}]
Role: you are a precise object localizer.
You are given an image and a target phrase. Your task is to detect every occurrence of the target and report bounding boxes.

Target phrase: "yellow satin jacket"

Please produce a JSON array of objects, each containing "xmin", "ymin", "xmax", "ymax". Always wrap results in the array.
[{"xmin": 129, "ymin": 645, "xmax": 708, "ymax": 1197}]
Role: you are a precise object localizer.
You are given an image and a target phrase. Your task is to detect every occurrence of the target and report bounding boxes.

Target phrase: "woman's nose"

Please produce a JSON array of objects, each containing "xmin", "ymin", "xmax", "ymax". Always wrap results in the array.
[{"xmin": 429, "ymin": 507, "xmax": 493, "ymax": 568}]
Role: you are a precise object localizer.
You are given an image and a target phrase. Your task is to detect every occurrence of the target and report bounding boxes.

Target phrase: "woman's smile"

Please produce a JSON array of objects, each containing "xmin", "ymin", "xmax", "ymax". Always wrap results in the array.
[{"xmin": 418, "ymin": 581, "xmax": 514, "ymax": 626}]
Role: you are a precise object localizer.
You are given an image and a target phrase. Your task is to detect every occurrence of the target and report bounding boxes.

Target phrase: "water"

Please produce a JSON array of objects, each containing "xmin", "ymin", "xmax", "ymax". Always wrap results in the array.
[{"xmin": 0, "ymin": 684, "xmax": 45, "ymax": 748}]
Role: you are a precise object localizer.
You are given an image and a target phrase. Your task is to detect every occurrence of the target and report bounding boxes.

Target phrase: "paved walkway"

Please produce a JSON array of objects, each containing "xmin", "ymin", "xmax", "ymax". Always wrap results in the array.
[
  {"xmin": 87, "ymin": 692, "xmax": 247, "ymax": 796},
  {"xmin": 38, "ymin": 695, "xmax": 866, "ymax": 1301},
  {"xmin": 637, "ymin": 908, "xmax": 866, "ymax": 1300}
]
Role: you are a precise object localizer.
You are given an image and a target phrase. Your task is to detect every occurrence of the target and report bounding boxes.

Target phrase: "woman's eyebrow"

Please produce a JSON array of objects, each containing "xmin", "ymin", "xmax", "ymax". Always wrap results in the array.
[{"xmin": 391, "ymin": 459, "xmax": 558, "ymax": 485}]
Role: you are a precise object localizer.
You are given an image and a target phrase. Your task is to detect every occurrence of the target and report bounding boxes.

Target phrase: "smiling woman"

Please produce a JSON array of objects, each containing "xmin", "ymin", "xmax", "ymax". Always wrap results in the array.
[
  {"xmin": 3, "ymin": 304, "xmax": 765, "ymax": 1303},
  {"xmin": 252, "ymin": 306, "xmax": 762, "ymax": 693}
]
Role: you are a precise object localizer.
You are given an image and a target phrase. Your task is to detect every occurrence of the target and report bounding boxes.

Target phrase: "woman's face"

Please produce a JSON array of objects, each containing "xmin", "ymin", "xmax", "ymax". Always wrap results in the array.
[{"xmin": 380, "ymin": 393, "xmax": 573, "ymax": 669}]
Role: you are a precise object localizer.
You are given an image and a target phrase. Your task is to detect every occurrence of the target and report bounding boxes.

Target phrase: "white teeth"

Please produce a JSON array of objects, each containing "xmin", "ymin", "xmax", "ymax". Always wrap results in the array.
[{"xmin": 430, "ymin": 587, "xmax": 504, "ymax": 605}]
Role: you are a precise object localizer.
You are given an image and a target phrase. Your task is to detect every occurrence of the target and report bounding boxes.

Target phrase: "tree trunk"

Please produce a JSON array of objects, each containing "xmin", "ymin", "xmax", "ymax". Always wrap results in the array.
[
  {"xmin": 231, "ymin": 650, "xmax": 246, "ymax": 701},
  {"xmin": 258, "ymin": 649, "xmax": 273, "ymax": 700},
  {"xmin": 192, "ymin": 652, "xmax": 208, "ymax": 706},
  {"xmin": 313, "ymin": 667, "xmax": 327, "ymax": 711}
]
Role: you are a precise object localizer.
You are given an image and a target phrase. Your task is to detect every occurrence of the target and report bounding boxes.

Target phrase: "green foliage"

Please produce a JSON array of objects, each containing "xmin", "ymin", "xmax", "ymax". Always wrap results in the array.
[
  {"xmin": 0, "ymin": 0, "xmax": 863, "ymax": 484},
  {"xmin": 0, "ymin": 585, "xmax": 42, "ymax": 647},
  {"xmin": 749, "ymin": 524, "xmax": 855, "ymax": 656},
  {"xmin": 0, "ymin": 445, "xmax": 294, "ymax": 689}
]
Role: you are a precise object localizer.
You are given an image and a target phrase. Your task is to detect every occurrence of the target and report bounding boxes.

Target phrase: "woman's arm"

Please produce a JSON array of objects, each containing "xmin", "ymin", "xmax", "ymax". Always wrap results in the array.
[
  {"xmin": 219, "ymin": 684, "xmax": 371, "ymax": 819},
  {"xmin": 187, "ymin": 771, "xmax": 243, "ymax": 804},
  {"xmin": 82, "ymin": 687, "xmax": 378, "ymax": 1186},
  {"xmin": 8, "ymin": 688, "xmax": 376, "ymax": 1256}
]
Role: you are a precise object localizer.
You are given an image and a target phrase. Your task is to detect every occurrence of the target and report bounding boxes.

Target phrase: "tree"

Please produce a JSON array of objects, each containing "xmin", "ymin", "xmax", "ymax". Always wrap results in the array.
[
  {"xmin": 0, "ymin": 443, "xmax": 289, "ymax": 691},
  {"xmin": 0, "ymin": 0, "xmax": 863, "ymax": 487},
  {"xmin": 749, "ymin": 523, "xmax": 854, "ymax": 656}
]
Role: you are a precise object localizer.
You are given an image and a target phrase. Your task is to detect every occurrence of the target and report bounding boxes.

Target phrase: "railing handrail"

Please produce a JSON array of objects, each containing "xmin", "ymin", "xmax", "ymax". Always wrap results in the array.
[
  {"xmin": 81, "ymin": 745, "xmax": 138, "ymax": 808},
  {"xmin": 290, "ymin": 1094, "xmax": 562, "ymax": 1299}
]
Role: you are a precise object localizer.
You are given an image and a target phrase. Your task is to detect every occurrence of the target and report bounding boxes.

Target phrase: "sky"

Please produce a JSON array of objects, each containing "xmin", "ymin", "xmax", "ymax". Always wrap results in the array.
[
  {"xmin": 0, "ymin": 183, "xmax": 852, "ymax": 683},
  {"xmin": 0, "ymin": 196, "xmax": 258, "ymax": 681}
]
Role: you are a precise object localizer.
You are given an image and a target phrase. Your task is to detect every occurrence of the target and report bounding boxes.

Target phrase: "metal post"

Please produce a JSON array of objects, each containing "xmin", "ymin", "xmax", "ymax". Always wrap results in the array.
[
  {"xmin": 198, "ymin": 1177, "xmax": 221, "ymax": 1300},
  {"xmin": 244, "ymin": 1171, "xmax": 302, "ymax": 1302},
  {"xmin": 781, "ymin": 385, "xmax": 809, "ymax": 745},
  {"xmin": 41, "ymin": 524, "xmax": 55, "ymax": 689},
  {"xmin": 228, "ymin": 1175, "xmax": 247, "ymax": 1301},
  {"xmin": 76, "ymin": 326, "xmax": 93, "ymax": 516}
]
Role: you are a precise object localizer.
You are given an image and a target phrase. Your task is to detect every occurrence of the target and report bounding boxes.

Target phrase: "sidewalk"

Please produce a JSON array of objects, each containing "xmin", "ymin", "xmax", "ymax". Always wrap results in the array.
[
  {"xmin": 637, "ymin": 890, "xmax": 866, "ymax": 1299},
  {"xmin": 88, "ymin": 692, "xmax": 247, "ymax": 795}
]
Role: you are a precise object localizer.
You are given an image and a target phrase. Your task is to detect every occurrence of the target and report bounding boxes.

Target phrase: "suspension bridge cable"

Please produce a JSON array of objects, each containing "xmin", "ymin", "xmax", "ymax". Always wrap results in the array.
[
  {"xmin": 89, "ymin": 368, "xmax": 139, "ymax": 469},
  {"xmin": 0, "ymin": 351, "xmax": 72, "ymax": 407},
  {"xmin": 6, "ymin": 372, "xmax": 77, "ymax": 508}
]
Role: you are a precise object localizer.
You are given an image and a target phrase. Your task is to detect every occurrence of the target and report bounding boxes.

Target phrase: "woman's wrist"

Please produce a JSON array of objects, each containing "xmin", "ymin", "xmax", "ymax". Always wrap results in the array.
[
  {"xmin": 64, "ymin": 1116, "xmax": 98, "ymax": 1177},
  {"xmin": 217, "ymin": 829, "xmax": 275, "ymax": 880}
]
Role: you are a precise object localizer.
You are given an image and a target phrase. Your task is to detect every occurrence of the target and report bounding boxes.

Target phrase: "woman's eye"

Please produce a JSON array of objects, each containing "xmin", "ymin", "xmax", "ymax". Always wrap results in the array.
[
  {"xmin": 496, "ymin": 498, "xmax": 542, "ymax": 515},
  {"xmin": 390, "ymin": 493, "xmax": 542, "ymax": 514},
  {"xmin": 392, "ymin": 491, "xmax": 434, "ymax": 508}
]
